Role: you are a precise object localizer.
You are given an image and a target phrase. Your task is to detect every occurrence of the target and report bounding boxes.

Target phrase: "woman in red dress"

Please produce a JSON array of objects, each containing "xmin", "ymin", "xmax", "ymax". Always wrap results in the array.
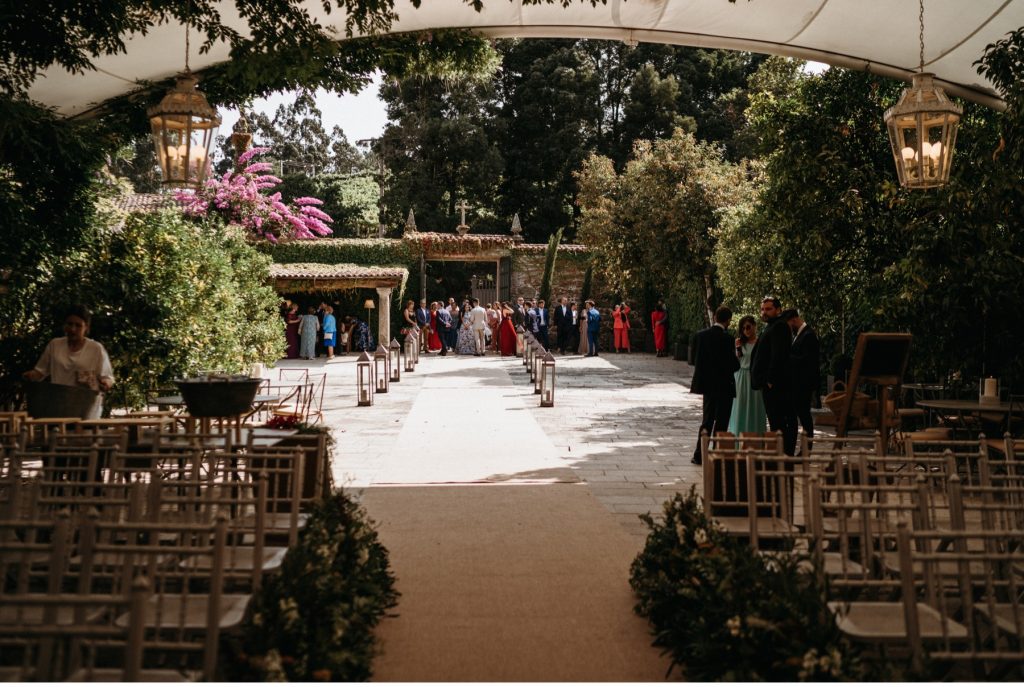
[
  {"xmin": 428, "ymin": 301, "xmax": 443, "ymax": 353},
  {"xmin": 498, "ymin": 302, "xmax": 518, "ymax": 356},
  {"xmin": 651, "ymin": 303, "xmax": 668, "ymax": 357}
]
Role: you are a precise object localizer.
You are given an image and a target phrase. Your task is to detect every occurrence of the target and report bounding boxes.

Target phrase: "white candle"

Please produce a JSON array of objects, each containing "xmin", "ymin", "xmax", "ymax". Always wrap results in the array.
[{"xmin": 984, "ymin": 377, "xmax": 998, "ymax": 398}]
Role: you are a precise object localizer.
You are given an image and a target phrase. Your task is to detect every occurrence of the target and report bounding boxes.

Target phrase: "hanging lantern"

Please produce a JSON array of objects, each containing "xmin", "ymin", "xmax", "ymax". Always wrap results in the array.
[
  {"xmin": 374, "ymin": 345, "xmax": 390, "ymax": 394},
  {"xmin": 356, "ymin": 352, "xmax": 373, "ymax": 407},
  {"xmin": 389, "ymin": 338, "xmax": 402, "ymax": 383},
  {"xmin": 540, "ymin": 352, "xmax": 556, "ymax": 407},
  {"xmin": 884, "ymin": 1, "xmax": 961, "ymax": 189},
  {"xmin": 148, "ymin": 72, "xmax": 221, "ymax": 189}
]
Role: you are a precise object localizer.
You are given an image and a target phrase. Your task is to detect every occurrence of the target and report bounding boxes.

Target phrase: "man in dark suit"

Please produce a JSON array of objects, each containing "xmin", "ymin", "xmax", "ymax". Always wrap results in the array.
[
  {"xmin": 554, "ymin": 297, "xmax": 572, "ymax": 354},
  {"xmin": 435, "ymin": 306, "xmax": 453, "ymax": 356},
  {"xmin": 750, "ymin": 296, "xmax": 797, "ymax": 455},
  {"xmin": 415, "ymin": 298, "xmax": 431, "ymax": 353},
  {"xmin": 523, "ymin": 299, "xmax": 537, "ymax": 335},
  {"xmin": 786, "ymin": 309, "xmax": 820, "ymax": 445},
  {"xmin": 512, "ymin": 297, "xmax": 527, "ymax": 328},
  {"xmin": 690, "ymin": 306, "xmax": 740, "ymax": 464},
  {"xmin": 532, "ymin": 299, "xmax": 550, "ymax": 349}
]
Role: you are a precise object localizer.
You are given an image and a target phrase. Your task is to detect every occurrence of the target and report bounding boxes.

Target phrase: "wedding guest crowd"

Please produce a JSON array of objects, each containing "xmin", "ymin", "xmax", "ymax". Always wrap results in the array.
[
  {"xmin": 690, "ymin": 296, "xmax": 819, "ymax": 462},
  {"xmin": 279, "ymin": 299, "xmax": 375, "ymax": 360}
]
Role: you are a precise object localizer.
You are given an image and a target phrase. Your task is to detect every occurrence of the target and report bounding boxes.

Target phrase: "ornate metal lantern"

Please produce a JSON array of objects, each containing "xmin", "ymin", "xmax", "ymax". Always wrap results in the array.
[
  {"xmin": 884, "ymin": 1, "xmax": 961, "ymax": 189},
  {"xmin": 148, "ymin": 72, "xmax": 221, "ymax": 188},
  {"xmin": 389, "ymin": 338, "xmax": 402, "ymax": 383},
  {"xmin": 540, "ymin": 352, "xmax": 556, "ymax": 407},
  {"xmin": 516, "ymin": 325, "xmax": 526, "ymax": 359},
  {"xmin": 404, "ymin": 331, "xmax": 417, "ymax": 373},
  {"xmin": 374, "ymin": 344, "xmax": 390, "ymax": 394},
  {"xmin": 356, "ymin": 352, "xmax": 373, "ymax": 407}
]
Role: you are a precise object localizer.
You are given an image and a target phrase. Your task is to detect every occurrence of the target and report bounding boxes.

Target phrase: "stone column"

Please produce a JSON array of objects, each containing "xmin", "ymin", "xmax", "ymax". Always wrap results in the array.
[{"xmin": 376, "ymin": 286, "xmax": 393, "ymax": 345}]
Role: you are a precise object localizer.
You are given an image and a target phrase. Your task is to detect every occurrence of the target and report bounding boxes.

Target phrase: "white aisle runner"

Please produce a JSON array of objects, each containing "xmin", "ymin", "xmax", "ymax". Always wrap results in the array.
[{"xmin": 373, "ymin": 357, "xmax": 575, "ymax": 484}]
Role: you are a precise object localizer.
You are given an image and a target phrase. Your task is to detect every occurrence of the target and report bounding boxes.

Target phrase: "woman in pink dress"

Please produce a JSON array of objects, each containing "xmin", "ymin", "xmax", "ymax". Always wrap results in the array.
[{"xmin": 428, "ymin": 302, "xmax": 443, "ymax": 353}]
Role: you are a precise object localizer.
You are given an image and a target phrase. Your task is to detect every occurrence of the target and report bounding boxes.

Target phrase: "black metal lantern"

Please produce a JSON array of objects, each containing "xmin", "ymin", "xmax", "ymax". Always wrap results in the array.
[
  {"xmin": 389, "ymin": 338, "xmax": 402, "ymax": 383},
  {"xmin": 404, "ymin": 331, "xmax": 417, "ymax": 373},
  {"xmin": 374, "ymin": 345, "xmax": 390, "ymax": 394},
  {"xmin": 516, "ymin": 325, "xmax": 526, "ymax": 359},
  {"xmin": 540, "ymin": 352, "xmax": 556, "ymax": 407},
  {"xmin": 533, "ymin": 346, "xmax": 544, "ymax": 394},
  {"xmin": 356, "ymin": 352, "xmax": 373, "ymax": 406}
]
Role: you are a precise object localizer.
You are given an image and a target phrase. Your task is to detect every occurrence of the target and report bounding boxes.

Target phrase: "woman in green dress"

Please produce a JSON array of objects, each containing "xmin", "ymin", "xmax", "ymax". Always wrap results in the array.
[{"xmin": 728, "ymin": 315, "xmax": 767, "ymax": 434}]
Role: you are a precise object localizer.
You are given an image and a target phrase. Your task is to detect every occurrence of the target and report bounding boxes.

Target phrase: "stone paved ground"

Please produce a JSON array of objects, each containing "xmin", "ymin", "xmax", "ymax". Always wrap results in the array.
[{"xmin": 278, "ymin": 348, "xmax": 703, "ymax": 542}]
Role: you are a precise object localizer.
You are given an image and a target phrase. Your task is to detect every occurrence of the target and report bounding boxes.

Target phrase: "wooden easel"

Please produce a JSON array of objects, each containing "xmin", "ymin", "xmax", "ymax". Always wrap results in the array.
[{"xmin": 835, "ymin": 333, "xmax": 913, "ymax": 453}]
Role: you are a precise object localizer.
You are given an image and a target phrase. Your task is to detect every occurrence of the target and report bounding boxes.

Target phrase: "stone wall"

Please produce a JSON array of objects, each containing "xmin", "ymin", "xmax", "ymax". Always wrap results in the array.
[{"xmin": 510, "ymin": 246, "xmax": 590, "ymax": 302}]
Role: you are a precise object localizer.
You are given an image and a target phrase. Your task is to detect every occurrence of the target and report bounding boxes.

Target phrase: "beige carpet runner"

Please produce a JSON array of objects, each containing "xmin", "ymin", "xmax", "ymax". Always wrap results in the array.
[{"xmin": 362, "ymin": 484, "xmax": 668, "ymax": 681}]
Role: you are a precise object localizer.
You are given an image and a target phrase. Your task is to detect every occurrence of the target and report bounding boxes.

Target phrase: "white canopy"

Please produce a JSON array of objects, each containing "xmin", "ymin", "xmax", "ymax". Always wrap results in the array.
[{"xmin": 29, "ymin": 0, "xmax": 1023, "ymax": 117}]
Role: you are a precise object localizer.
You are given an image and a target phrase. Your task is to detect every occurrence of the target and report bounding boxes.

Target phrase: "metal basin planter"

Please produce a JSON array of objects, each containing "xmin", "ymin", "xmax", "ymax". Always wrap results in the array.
[
  {"xmin": 175, "ymin": 375, "xmax": 262, "ymax": 417},
  {"xmin": 25, "ymin": 380, "xmax": 99, "ymax": 419}
]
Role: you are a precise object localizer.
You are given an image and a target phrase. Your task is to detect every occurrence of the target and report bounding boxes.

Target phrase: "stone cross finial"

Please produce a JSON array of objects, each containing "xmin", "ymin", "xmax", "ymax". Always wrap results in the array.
[{"xmin": 455, "ymin": 200, "xmax": 470, "ymax": 235}]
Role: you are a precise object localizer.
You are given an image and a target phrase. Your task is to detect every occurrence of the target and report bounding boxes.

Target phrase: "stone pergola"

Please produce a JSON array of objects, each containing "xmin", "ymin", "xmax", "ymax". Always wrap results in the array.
[{"xmin": 269, "ymin": 263, "xmax": 408, "ymax": 345}]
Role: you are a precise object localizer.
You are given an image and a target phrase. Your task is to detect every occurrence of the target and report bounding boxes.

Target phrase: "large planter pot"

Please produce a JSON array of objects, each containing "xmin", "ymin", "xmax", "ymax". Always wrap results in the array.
[
  {"xmin": 175, "ymin": 376, "xmax": 262, "ymax": 417},
  {"xmin": 25, "ymin": 380, "xmax": 98, "ymax": 419}
]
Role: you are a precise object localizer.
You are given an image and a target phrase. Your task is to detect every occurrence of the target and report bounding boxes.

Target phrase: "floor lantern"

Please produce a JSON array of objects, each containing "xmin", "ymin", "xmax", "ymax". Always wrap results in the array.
[
  {"xmin": 533, "ymin": 347, "xmax": 545, "ymax": 394},
  {"xmin": 883, "ymin": 0, "xmax": 961, "ymax": 189},
  {"xmin": 364, "ymin": 298, "xmax": 376, "ymax": 331},
  {"xmin": 516, "ymin": 326, "xmax": 526, "ymax": 359},
  {"xmin": 374, "ymin": 345, "xmax": 390, "ymax": 394},
  {"xmin": 389, "ymin": 338, "xmax": 402, "ymax": 383},
  {"xmin": 404, "ymin": 331, "xmax": 417, "ymax": 372},
  {"xmin": 528, "ymin": 343, "xmax": 538, "ymax": 383},
  {"xmin": 540, "ymin": 352, "xmax": 556, "ymax": 407},
  {"xmin": 356, "ymin": 352, "xmax": 373, "ymax": 406}
]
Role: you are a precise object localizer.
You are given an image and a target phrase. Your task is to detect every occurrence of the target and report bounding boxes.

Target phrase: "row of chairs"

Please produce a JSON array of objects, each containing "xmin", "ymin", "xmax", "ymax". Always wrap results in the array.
[
  {"xmin": 700, "ymin": 430, "xmax": 1024, "ymax": 677},
  {"xmin": 0, "ymin": 418, "xmax": 326, "ymax": 680}
]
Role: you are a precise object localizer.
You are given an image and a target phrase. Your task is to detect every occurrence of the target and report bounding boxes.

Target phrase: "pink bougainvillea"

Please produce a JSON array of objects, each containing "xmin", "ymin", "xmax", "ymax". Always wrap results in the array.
[{"xmin": 176, "ymin": 147, "xmax": 333, "ymax": 243}]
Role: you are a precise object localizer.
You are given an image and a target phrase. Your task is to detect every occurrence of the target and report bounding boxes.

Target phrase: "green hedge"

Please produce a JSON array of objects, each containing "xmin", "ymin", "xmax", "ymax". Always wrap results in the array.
[{"xmin": 261, "ymin": 239, "xmax": 419, "ymax": 268}]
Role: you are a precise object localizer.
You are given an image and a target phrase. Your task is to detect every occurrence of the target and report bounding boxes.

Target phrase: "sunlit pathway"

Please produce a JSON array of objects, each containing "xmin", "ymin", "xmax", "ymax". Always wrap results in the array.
[{"xmin": 276, "ymin": 350, "xmax": 701, "ymax": 680}]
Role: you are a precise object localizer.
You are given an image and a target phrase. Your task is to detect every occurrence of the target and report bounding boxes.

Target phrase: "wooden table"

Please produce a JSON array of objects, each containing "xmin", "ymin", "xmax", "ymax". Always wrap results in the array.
[{"xmin": 916, "ymin": 399, "xmax": 1015, "ymax": 436}]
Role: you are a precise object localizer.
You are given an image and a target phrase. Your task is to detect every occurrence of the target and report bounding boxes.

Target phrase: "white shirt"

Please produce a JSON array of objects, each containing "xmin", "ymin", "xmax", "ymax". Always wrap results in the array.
[
  {"xmin": 32, "ymin": 337, "xmax": 115, "ymax": 419},
  {"xmin": 794, "ymin": 322, "xmax": 807, "ymax": 341},
  {"xmin": 469, "ymin": 305, "xmax": 488, "ymax": 330}
]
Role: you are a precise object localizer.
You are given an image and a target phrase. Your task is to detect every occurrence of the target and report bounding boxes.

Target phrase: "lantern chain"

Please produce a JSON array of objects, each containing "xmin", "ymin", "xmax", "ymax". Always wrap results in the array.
[
  {"xmin": 185, "ymin": 0, "xmax": 191, "ymax": 73},
  {"xmin": 918, "ymin": 0, "xmax": 925, "ymax": 72}
]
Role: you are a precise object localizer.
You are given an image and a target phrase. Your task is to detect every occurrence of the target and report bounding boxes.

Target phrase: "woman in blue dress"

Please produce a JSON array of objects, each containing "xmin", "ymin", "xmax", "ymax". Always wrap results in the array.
[
  {"xmin": 346, "ymin": 315, "xmax": 375, "ymax": 352},
  {"xmin": 297, "ymin": 306, "xmax": 319, "ymax": 360},
  {"xmin": 322, "ymin": 305, "xmax": 338, "ymax": 359},
  {"xmin": 728, "ymin": 315, "xmax": 767, "ymax": 434}
]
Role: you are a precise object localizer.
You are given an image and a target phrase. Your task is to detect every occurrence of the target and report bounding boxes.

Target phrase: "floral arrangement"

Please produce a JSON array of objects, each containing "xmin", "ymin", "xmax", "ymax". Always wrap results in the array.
[
  {"xmin": 176, "ymin": 147, "xmax": 334, "ymax": 243},
  {"xmin": 227, "ymin": 488, "xmax": 399, "ymax": 681},
  {"xmin": 629, "ymin": 488, "xmax": 889, "ymax": 681},
  {"xmin": 265, "ymin": 413, "xmax": 300, "ymax": 430}
]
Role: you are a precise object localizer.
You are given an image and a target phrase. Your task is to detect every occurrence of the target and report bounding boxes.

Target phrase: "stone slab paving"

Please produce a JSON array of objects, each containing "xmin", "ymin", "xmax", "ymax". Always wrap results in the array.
[{"xmin": 275, "ymin": 348, "xmax": 702, "ymax": 542}]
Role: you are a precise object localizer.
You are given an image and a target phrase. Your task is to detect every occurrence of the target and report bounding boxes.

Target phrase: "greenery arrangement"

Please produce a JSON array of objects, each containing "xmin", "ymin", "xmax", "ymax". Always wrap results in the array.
[
  {"xmin": 228, "ymin": 489, "xmax": 399, "ymax": 681},
  {"xmin": 629, "ymin": 488, "xmax": 883, "ymax": 681}
]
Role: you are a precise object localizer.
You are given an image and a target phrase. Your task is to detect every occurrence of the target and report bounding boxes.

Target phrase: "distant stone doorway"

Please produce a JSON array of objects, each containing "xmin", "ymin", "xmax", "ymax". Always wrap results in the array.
[{"xmin": 424, "ymin": 260, "xmax": 502, "ymax": 306}]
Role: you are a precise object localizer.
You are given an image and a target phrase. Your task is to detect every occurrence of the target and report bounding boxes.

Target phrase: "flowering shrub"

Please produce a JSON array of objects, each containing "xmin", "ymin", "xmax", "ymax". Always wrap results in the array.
[
  {"xmin": 629, "ymin": 488, "xmax": 891, "ymax": 681},
  {"xmin": 177, "ymin": 147, "xmax": 334, "ymax": 243},
  {"xmin": 227, "ymin": 489, "xmax": 399, "ymax": 681}
]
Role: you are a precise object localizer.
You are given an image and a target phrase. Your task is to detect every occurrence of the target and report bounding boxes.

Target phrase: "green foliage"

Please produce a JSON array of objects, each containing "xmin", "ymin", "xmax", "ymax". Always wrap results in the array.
[
  {"xmin": 276, "ymin": 172, "xmax": 380, "ymax": 237},
  {"xmin": 538, "ymin": 228, "xmax": 563, "ymax": 305},
  {"xmin": 228, "ymin": 489, "xmax": 399, "ymax": 681},
  {"xmin": 263, "ymin": 238, "xmax": 417, "ymax": 268},
  {"xmin": 576, "ymin": 129, "xmax": 752, "ymax": 326},
  {"xmin": 580, "ymin": 265, "xmax": 593, "ymax": 302},
  {"xmin": 90, "ymin": 212, "xmax": 283, "ymax": 409},
  {"xmin": 630, "ymin": 489, "xmax": 881, "ymax": 681}
]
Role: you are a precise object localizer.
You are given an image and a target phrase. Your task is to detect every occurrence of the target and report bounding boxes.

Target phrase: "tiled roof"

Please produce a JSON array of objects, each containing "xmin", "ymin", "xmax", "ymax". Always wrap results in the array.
[
  {"xmin": 404, "ymin": 231, "xmax": 517, "ymax": 247},
  {"xmin": 511, "ymin": 242, "xmax": 589, "ymax": 254},
  {"xmin": 269, "ymin": 263, "xmax": 408, "ymax": 281}
]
